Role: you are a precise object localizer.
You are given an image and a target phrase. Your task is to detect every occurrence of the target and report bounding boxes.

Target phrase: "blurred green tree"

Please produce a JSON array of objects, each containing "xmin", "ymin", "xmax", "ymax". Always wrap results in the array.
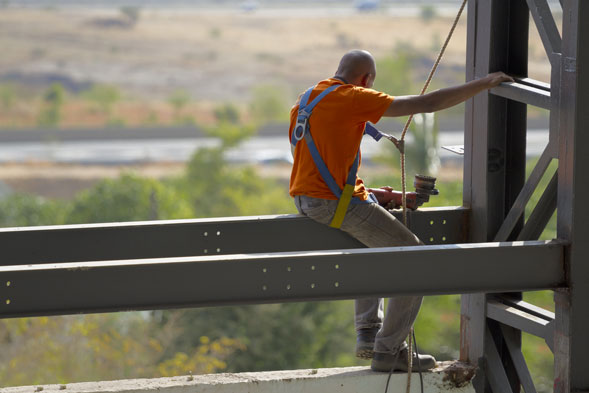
[
  {"xmin": 175, "ymin": 121, "xmax": 293, "ymax": 218},
  {"xmin": 213, "ymin": 103, "xmax": 240, "ymax": 125},
  {"xmin": 119, "ymin": 6, "xmax": 141, "ymax": 27},
  {"xmin": 372, "ymin": 48, "xmax": 441, "ymax": 178},
  {"xmin": 154, "ymin": 301, "xmax": 357, "ymax": 373},
  {"xmin": 82, "ymin": 84, "xmax": 121, "ymax": 123},
  {"xmin": 375, "ymin": 113, "xmax": 440, "ymax": 178},
  {"xmin": 249, "ymin": 85, "xmax": 289, "ymax": 125},
  {"xmin": 0, "ymin": 84, "xmax": 16, "ymax": 111},
  {"xmin": 420, "ymin": 5, "xmax": 437, "ymax": 22},
  {"xmin": 373, "ymin": 48, "xmax": 416, "ymax": 96},
  {"xmin": 0, "ymin": 314, "xmax": 242, "ymax": 385},
  {"xmin": 168, "ymin": 89, "xmax": 192, "ymax": 125},
  {"xmin": 0, "ymin": 194, "xmax": 66, "ymax": 227},
  {"xmin": 66, "ymin": 173, "xmax": 192, "ymax": 224},
  {"xmin": 37, "ymin": 83, "xmax": 65, "ymax": 127}
]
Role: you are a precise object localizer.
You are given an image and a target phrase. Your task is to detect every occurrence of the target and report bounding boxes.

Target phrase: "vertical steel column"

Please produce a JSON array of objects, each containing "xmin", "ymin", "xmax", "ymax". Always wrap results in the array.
[
  {"xmin": 461, "ymin": 0, "xmax": 528, "ymax": 391},
  {"xmin": 461, "ymin": 1, "xmax": 487, "ymax": 383},
  {"xmin": 554, "ymin": 1, "xmax": 589, "ymax": 392}
]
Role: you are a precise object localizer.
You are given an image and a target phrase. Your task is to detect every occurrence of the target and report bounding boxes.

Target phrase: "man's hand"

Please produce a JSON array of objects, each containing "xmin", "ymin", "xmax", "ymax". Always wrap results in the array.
[
  {"xmin": 484, "ymin": 71, "xmax": 514, "ymax": 88},
  {"xmin": 367, "ymin": 187, "xmax": 419, "ymax": 210}
]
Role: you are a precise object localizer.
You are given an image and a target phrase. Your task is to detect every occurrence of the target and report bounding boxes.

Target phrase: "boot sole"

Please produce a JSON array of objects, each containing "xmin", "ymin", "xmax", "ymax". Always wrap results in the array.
[{"xmin": 356, "ymin": 347, "xmax": 374, "ymax": 359}]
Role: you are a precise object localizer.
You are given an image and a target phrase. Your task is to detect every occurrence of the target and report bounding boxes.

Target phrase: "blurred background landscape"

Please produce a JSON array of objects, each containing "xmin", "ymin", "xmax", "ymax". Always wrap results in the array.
[{"xmin": 0, "ymin": 0, "xmax": 558, "ymax": 391}]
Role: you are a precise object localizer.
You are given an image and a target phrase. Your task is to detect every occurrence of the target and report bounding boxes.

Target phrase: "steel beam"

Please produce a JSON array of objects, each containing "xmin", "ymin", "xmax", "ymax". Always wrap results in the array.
[
  {"xmin": 0, "ymin": 208, "xmax": 468, "ymax": 266},
  {"xmin": 555, "ymin": 1, "xmax": 589, "ymax": 391},
  {"xmin": 0, "ymin": 240, "xmax": 565, "ymax": 319},
  {"xmin": 494, "ymin": 297, "xmax": 556, "ymax": 322},
  {"xmin": 525, "ymin": 0, "xmax": 562, "ymax": 66},
  {"xmin": 461, "ymin": 0, "xmax": 493, "ymax": 381},
  {"xmin": 487, "ymin": 299, "xmax": 554, "ymax": 348},
  {"xmin": 494, "ymin": 146, "xmax": 554, "ymax": 242},
  {"xmin": 516, "ymin": 78, "xmax": 550, "ymax": 91},
  {"xmin": 501, "ymin": 325, "xmax": 538, "ymax": 393},
  {"xmin": 517, "ymin": 171, "xmax": 557, "ymax": 241},
  {"xmin": 490, "ymin": 80, "xmax": 551, "ymax": 110},
  {"xmin": 485, "ymin": 326, "xmax": 515, "ymax": 393},
  {"xmin": 462, "ymin": 2, "xmax": 529, "ymax": 391}
]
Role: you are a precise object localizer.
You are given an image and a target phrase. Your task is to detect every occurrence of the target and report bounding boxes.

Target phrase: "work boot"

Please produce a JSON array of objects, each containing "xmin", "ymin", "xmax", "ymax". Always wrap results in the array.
[
  {"xmin": 371, "ymin": 348, "xmax": 436, "ymax": 372},
  {"xmin": 355, "ymin": 327, "xmax": 379, "ymax": 359}
]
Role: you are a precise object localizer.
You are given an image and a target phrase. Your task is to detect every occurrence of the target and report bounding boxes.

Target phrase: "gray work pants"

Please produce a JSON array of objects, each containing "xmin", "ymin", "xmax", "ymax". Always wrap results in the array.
[{"xmin": 294, "ymin": 194, "xmax": 423, "ymax": 354}]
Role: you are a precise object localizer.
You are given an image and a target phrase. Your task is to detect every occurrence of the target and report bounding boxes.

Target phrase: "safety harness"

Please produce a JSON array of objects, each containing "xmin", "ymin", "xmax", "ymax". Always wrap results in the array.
[{"xmin": 290, "ymin": 83, "xmax": 386, "ymax": 228}]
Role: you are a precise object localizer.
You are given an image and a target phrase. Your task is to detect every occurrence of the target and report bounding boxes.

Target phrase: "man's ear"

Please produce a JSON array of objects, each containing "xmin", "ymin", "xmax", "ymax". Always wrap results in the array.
[{"xmin": 360, "ymin": 74, "xmax": 370, "ymax": 88}]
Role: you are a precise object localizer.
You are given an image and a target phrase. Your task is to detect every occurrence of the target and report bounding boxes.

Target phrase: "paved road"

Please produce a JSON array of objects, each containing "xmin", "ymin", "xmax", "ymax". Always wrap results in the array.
[{"xmin": 0, "ymin": 128, "xmax": 549, "ymax": 165}]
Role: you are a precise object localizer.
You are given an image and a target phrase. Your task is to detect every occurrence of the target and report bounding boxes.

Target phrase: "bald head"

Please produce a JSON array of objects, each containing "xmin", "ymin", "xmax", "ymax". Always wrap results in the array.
[{"xmin": 334, "ymin": 50, "xmax": 377, "ymax": 88}]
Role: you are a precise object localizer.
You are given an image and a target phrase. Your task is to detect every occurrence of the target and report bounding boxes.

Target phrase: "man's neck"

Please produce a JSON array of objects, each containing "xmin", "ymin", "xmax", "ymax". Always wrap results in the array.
[{"xmin": 333, "ymin": 75, "xmax": 349, "ymax": 84}]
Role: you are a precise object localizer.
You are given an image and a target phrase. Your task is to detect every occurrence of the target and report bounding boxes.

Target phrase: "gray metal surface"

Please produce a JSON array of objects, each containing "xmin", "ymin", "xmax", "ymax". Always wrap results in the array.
[
  {"xmin": 0, "ymin": 208, "xmax": 468, "ymax": 266},
  {"xmin": 517, "ymin": 170, "xmax": 557, "ymax": 241},
  {"xmin": 548, "ymin": 0, "xmax": 563, "ymax": 156},
  {"xmin": 0, "ymin": 240, "xmax": 565, "ymax": 319},
  {"xmin": 526, "ymin": 0, "xmax": 562, "ymax": 65},
  {"xmin": 494, "ymin": 146, "xmax": 554, "ymax": 242},
  {"xmin": 461, "ymin": 0, "xmax": 493, "ymax": 381},
  {"xmin": 490, "ymin": 80, "xmax": 551, "ymax": 109},
  {"xmin": 0, "ymin": 214, "xmax": 365, "ymax": 266},
  {"xmin": 555, "ymin": 1, "xmax": 589, "ymax": 391},
  {"xmin": 517, "ymin": 77, "xmax": 550, "ymax": 90},
  {"xmin": 486, "ymin": 299, "xmax": 554, "ymax": 347},
  {"xmin": 461, "ymin": 2, "xmax": 530, "ymax": 392},
  {"xmin": 485, "ymin": 326, "xmax": 515, "ymax": 393},
  {"xmin": 493, "ymin": 296, "xmax": 556, "ymax": 321},
  {"xmin": 501, "ymin": 325, "xmax": 538, "ymax": 393}
]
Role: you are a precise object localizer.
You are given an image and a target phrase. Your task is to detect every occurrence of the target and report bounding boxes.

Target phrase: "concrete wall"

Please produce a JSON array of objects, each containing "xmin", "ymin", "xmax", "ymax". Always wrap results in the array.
[{"xmin": 3, "ymin": 362, "xmax": 475, "ymax": 393}]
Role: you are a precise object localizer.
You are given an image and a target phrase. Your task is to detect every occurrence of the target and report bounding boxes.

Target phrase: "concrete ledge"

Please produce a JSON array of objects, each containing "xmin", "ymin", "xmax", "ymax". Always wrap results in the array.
[{"xmin": 3, "ymin": 362, "xmax": 475, "ymax": 393}]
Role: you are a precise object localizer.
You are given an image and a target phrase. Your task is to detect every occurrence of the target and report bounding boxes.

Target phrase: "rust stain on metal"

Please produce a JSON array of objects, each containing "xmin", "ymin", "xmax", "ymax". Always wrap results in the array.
[{"xmin": 459, "ymin": 314, "xmax": 470, "ymax": 361}]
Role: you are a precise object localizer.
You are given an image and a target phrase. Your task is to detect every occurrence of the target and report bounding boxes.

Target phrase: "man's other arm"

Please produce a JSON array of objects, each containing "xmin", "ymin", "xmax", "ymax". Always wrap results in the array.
[{"xmin": 383, "ymin": 72, "xmax": 514, "ymax": 117}]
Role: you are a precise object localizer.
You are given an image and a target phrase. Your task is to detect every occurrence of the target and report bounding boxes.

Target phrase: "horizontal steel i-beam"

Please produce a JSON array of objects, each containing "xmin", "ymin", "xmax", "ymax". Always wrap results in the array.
[
  {"xmin": 487, "ymin": 299, "xmax": 555, "ymax": 350},
  {"xmin": 0, "ymin": 240, "xmax": 565, "ymax": 318},
  {"xmin": 491, "ymin": 79, "xmax": 551, "ymax": 109},
  {"xmin": 0, "ymin": 209, "xmax": 468, "ymax": 266}
]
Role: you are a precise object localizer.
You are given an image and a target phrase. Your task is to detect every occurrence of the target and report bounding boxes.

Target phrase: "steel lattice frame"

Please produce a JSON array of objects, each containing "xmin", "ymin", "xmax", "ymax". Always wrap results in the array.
[
  {"xmin": 461, "ymin": 0, "xmax": 588, "ymax": 392},
  {"xmin": 0, "ymin": 1, "xmax": 587, "ymax": 392}
]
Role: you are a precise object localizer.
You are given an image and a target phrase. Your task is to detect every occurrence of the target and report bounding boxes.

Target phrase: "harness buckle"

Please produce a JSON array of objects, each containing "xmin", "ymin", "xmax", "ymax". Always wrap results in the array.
[
  {"xmin": 293, "ymin": 120, "xmax": 307, "ymax": 141},
  {"xmin": 293, "ymin": 111, "xmax": 310, "ymax": 141}
]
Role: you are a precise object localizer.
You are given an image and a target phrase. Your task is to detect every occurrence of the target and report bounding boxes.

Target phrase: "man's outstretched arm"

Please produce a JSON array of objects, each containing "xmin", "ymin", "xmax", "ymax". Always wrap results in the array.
[{"xmin": 383, "ymin": 72, "xmax": 514, "ymax": 117}]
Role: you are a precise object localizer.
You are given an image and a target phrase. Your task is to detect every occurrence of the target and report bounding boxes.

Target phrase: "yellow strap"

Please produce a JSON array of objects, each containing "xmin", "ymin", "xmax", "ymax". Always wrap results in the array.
[{"xmin": 329, "ymin": 184, "xmax": 355, "ymax": 228}]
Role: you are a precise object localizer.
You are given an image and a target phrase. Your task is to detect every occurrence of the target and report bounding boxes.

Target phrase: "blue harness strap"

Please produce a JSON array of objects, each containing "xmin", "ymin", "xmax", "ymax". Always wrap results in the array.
[
  {"xmin": 364, "ymin": 122, "xmax": 385, "ymax": 141},
  {"xmin": 290, "ymin": 84, "xmax": 379, "ymax": 227},
  {"xmin": 291, "ymin": 90, "xmax": 386, "ymax": 147},
  {"xmin": 291, "ymin": 84, "xmax": 340, "ymax": 147}
]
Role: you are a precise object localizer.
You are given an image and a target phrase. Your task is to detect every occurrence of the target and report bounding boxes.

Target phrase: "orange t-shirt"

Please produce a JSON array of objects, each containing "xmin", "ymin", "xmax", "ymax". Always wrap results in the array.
[{"xmin": 289, "ymin": 78, "xmax": 394, "ymax": 200}]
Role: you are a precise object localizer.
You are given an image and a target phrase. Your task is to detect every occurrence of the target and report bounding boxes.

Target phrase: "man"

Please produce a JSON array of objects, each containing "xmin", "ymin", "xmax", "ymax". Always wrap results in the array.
[{"xmin": 289, "ymin": 49, "xmax": 513, "ymax": 372}]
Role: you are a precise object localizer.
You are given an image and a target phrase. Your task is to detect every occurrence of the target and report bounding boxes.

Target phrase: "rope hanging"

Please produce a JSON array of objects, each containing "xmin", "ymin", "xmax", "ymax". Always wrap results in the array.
[
  {"xmin": 381, "ymin": 1, "xmax": 468, "ymax": 392},
  {"xmin": 398, "ymin": 0, "xmax": 468, "ymax": 227}
]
